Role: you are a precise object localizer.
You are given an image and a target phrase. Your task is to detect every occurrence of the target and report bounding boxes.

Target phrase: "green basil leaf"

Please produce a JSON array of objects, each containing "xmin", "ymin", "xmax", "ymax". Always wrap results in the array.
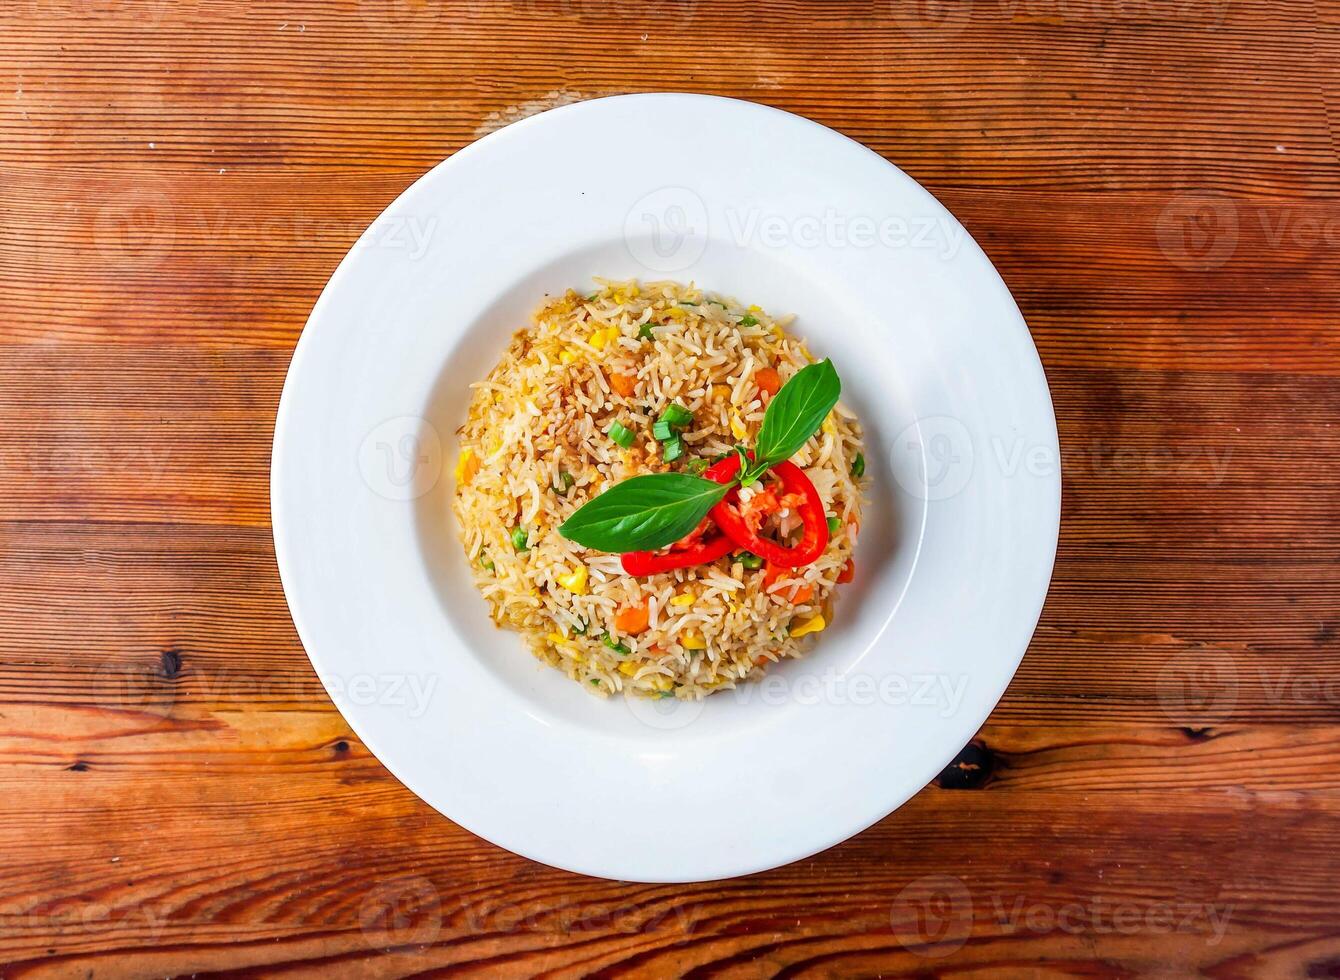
[
  {"xmin": 558, "ymin": 473, "xmax": 731, "ymax": 552},
  {"xmin": 754, "ymin": 358, "xmax": 841, "ymax": 466}
]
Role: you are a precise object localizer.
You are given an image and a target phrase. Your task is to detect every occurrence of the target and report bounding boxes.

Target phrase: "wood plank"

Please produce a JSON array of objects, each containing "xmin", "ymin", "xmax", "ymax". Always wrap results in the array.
[{"xmin": 3, "ymin": 0, "xmax": 1339, "ymax": 972}]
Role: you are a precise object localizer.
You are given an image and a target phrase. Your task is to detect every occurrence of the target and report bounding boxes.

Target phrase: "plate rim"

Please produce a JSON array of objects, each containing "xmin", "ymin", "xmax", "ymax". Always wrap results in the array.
[{"xmin": 271, "ymin": 92, "xmax": 1061, "ymax": 882}]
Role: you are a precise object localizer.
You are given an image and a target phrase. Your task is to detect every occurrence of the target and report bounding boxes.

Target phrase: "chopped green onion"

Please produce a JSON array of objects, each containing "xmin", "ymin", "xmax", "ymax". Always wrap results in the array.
[
  {"xmin": 602, "ymin": 633, "xmax": 631, "ymax": 655},
  {"xmin": 851, "ymin": 452, "xmax": 865, "ymax": 478},
  {"xmin": 827, "ymin": 515, "xmax": 842, "ymax": 536},
  {"xmin": 679, "ymin": 300, "xmax": 700, "ymax": 307},
  {"xmin": 553, "ymin": 470, "xmax": 575, "ymax": 493},
  {"xmin": 736, "ymin": 551, "xmax": 764, "ymax": 570},
  {"xmin": 739, "ymin": 314, "xmax": 759, "ymax": 327},
  {"xmin": 606, "ymin": 420, "xmax": 635, "ymax": 448},
  {"xmin": 572, "ymin": 619, "xmax": 588, "ymax": 635},
  {"xmin": 479, "ymin": 555, "xmax": 495, "ymax": 572},
  {"xmin": 657, "ymin": 690, "xmax": 674, "ymax": 699},
  {"xmin": 662, "ymin": 436, "xmax": 684, "ymax": 462},
  {"xmin": 510, "ymin": 526, "xmax": 529, "ymax": 552},
  {"xmin": 591, "ymin": 679, "xmax": 600, "ymax": 685},
  {"xmin": 652, "ymin": 419, "xmax": 675, "ymax": 442},
  {"xmin": 684, "ymin": 457, "xmax": 709, "ymax": 475},
  {"xmin": 707, "ymin": 299, "xmax": 727, "ymax": 308},
  {"xmin": 638, "ymin": 322, "xmax": 655, "ymax": 340},
  {"xmin": 659, "ymin": 403, "xmax": 694, "ymax": 428}
]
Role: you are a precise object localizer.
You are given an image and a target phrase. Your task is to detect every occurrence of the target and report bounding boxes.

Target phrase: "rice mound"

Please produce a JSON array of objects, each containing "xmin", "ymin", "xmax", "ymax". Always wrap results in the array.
[{"xmin": 453, "ymin": 278, "xmax": 866, "ymax": 699}]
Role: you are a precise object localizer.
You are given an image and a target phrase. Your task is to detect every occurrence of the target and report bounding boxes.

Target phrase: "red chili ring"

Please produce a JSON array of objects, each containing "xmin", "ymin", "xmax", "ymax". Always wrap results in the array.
[
  {"xmin": 620, "ymin": 455, "xmax": 744, "ymax": 576},
  {"xmin": 709, "ymin": 459, "xmax": 829, "ymax": 568},
  {"xmin": 620, "ymin": 533, "xmax": 735, "ymax": 575}
]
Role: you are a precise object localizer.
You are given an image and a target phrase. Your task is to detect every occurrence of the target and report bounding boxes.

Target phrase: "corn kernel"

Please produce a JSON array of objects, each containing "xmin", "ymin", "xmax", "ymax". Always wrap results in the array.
[
  {"xmin": 650, "ymin": 676, "xmax": 673, "ymax": 692},
  {"xmin": 546, "ymin": 632, "xmax": 569, "ymax": 646},
  {"xmin": 730, "ymin": 415, "xmax": 748, "ymax": 441},
  {"xmin": 822, "ymin": 414, "xmax": 837, "ymax": 436},
  {"xmin": 588, "ymin": 328, "xmax": 611, "ymax": 350},
  {"xmin": 670, "ymin": 593, "xmax": 695, "ymax": 607},
  {"xmin": 618, "ymin": 661, "xmax": 637, "ymax": 676},
  {"xmin": 681, "ymin": 632, "xmax": 706, "ymax": 650},
  {"xmin": 789, "ymin": 614, "xmax": 827, "ymax": 638},
  {"xmin": 453, "ymin": 449, "xmax": 479, "ymax": 485},
  {"xmin": 557, "ymin": 566, "xmax": 589, "ymax": 595},
  {"xmin": 559, "ymin": 349, "xmax": 576, "ymax": 365}
]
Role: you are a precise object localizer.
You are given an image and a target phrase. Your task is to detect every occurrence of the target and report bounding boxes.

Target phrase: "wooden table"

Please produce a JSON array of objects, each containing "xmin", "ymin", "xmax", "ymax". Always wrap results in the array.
[{"xmin": 4, "ymin": 0, "xmax": 1338, "ymax": 974}]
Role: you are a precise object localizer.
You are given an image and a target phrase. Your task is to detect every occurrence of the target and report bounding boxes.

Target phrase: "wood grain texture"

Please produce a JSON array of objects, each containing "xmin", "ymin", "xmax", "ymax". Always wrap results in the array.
[{"xmin": 2, "ymin": 0, "xmax": 1339, "ymax": 975}]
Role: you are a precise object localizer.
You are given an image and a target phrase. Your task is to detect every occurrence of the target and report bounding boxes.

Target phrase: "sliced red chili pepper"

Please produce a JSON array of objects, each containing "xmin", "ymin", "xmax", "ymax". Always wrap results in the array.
[
  {"xmin": 710, "ymin": 459, "xmax": 828, "ymax": 568},
  {"xmin": 620, "ymin": 533, "xmax": 734, "ymax": 575},
  {"xmin": 620, "ymin": 455, "xmax": 743, "ymax": 575},
  {"xmin": 703, "ymin": 454, "xmax": 743, "ymax": 484}
]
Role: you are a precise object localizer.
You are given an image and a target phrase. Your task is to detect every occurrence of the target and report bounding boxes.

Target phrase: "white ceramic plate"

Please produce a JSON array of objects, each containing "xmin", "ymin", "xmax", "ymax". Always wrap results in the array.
[{"xmin": 271, "ymin": 93, "xmax": 1059, "ymax": 883}]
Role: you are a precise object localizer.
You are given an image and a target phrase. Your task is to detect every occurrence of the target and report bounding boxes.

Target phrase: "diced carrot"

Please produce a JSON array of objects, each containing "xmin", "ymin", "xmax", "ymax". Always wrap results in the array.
[
  {"xmin": 837, "ymin": 559, "xmax": 855, "ymax": 584},
  {"xmin": 762, "ymin": 561, "xmax": 812, "ymax": 603},
  {"xmin": 755, "ymin": 366, "xmax": 782, "ymax": 397},
  {"xmin": 609, "ymin": 372, "xmax": 637, "ymax": 397},
  {"xmin": 614, "ymin": 600, "xmax": 650, "ymax": 634}
]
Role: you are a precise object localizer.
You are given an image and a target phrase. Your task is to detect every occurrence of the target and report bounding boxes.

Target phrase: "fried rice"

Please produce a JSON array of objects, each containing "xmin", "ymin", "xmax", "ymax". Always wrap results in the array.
[{"xmin": 452, "ymin": 278, "xmax": 866, "ymax": 699}]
